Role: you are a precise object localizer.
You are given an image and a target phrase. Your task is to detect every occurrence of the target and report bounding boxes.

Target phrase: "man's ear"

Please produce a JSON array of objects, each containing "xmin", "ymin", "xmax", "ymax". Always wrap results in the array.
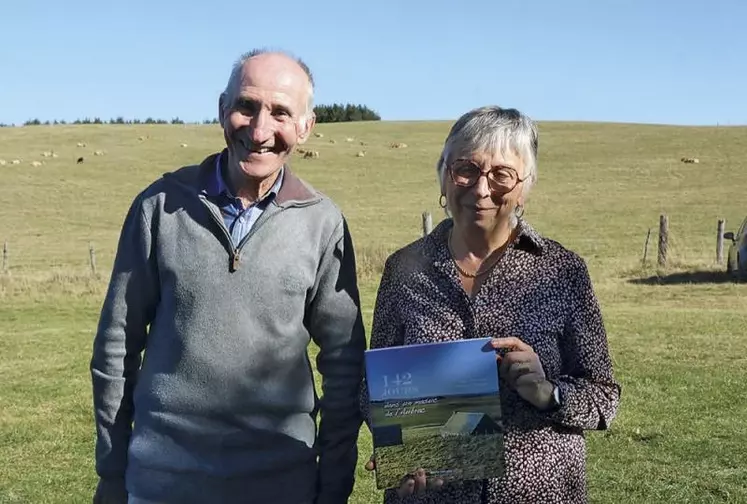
[
  {"xmin": 218, "ymin": 93, "xmax": 227, "ymax": 124},
  {"xmin": 296, "ymin": 112, "xmax": 317, "ymax": 145}
]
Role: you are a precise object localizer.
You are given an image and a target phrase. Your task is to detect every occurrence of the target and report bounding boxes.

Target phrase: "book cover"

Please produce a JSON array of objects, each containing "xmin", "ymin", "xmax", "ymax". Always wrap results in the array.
[{"xmin": 364, "ymin": 337, "xmax": 505, "ymax": 490}]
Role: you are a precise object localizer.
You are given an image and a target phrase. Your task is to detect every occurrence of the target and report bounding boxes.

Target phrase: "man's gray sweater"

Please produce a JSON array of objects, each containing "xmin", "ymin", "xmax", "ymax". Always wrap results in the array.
[{"xmin": 90, "ymin": 151, "xmax": 367, "ymax": 504}]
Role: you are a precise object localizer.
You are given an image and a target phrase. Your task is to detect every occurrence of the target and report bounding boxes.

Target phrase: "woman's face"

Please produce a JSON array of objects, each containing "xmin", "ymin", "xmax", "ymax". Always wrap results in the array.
[{"xmin": 445, "ymin": 148, "xmax": 527, "ymax": 234}]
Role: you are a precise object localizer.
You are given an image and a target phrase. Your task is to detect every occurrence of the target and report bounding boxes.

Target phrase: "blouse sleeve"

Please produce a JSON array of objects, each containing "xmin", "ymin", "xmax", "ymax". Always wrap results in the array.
[
  {"xmin": 359, "ymin": 255, "xmax": 406, "ymax": 427},
  {"xmin": 545, "ymin": 256, "xmax": 621, "ymax": 431}
]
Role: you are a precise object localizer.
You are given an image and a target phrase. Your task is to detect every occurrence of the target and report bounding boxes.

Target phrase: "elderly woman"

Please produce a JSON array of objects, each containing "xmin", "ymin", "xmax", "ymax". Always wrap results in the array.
[{"xmin": 362, "ymin": 106, "xmax": 621, "ymax": 504}]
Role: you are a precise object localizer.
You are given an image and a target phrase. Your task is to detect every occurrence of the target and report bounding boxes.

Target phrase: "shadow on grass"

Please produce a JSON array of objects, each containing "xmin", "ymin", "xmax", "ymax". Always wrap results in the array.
[{"xmin": 628, "ymin": 270, "xmax": 737, "ymax": 285}]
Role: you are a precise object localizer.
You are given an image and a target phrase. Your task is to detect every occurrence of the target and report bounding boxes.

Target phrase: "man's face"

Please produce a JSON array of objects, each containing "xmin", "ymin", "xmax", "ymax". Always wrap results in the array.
[{"xmin": 219, "ymin": 53, "xmax": 315, "ymax": 180}]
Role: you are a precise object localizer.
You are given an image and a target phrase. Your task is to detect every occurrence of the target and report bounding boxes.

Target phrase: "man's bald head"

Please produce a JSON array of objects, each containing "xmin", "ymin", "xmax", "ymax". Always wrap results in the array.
[{"xmin": 221, "ymin": 49, "xmax": 315, "ymax": 117}]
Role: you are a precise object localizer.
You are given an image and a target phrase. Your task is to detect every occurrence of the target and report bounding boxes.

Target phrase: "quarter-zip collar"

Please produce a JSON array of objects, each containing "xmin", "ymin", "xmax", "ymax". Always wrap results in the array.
[
  {"xmin": 160, "ymin": 149, "xmax": 323, "ymax": 272},
  {"xmin": 162, "ymin": 149, "xmax": 322, "ymax": 208}
]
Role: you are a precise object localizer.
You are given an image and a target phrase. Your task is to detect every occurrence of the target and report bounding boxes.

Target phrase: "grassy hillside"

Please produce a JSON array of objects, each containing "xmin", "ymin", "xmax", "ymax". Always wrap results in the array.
[{"xmin": 1, "ymin": 121, "xmax": 746, "ymax": 503}]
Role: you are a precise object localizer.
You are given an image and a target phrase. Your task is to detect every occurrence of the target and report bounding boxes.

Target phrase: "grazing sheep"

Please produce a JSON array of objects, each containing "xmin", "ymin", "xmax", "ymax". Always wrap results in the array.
[
  {"xmin": 77, "ymin": 157, "xmax": 84, "ymax": 164},
  {"xmin": 0, "ymin": 159, "xmax": 6, "ymax": 166},
  {"xmin": 329, "ymin": 139, "xmax": 336, "ymax": 144},
  {"xmin": 314, "ymin": 133, "xmax": 324, "ymax": 138},
  {"xmin": 138, "ymin": 136, "xmax": 146, "ymax": 141},
  {"xmin": 30, "ymin": 160, "xmax": 43, "ymax": 167},
  {"xmin": 680, "ymin": 157, "xmax": 700, "ymax": 164},
  {"xmin": 180, "ymin": 143, "xmax": 188, "ymax": 147},
  {"xmin": 11, "ymin": 159, "xmax": 21, "ymax": 165},
  {"xmin": 356, "ymin": 151, "xmax": 366, "ymax": 158},
  {"xmin": 345, "ymin": 137, "xmax": 354, "ymax": 142},
  {"xmin": 41, "ymin": 151, "xmax": 53, "ymax": 157},
  {"xmin": 77, "ymin": 142, "xmax": 87, "ymax": 147},
  {"xmin": 390, "ymin": 142, "xmax": 408, "ymax": 149},
  {"xmin": 303, "ymin": 150, "xmax": 319, "ymax": 159},
  {"xmin": 94, "ymin": 150, "xmax": 105, "ymax": 156}
]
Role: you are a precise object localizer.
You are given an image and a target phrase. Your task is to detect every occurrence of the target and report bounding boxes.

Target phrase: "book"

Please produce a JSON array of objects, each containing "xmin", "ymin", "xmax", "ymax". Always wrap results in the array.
[{"xmin": 364, "ymin": 337, "xmax": 505, "ymax": 490}]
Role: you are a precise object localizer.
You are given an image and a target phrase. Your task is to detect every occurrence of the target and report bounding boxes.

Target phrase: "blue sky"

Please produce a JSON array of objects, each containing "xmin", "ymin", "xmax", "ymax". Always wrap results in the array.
[
  {"xmin": 365, "ymin": 338, "xmax": 499, "ymax": 401},
  {"xmin": 1, "ymin": 0, "xmax": 744, "ymax": 126}
]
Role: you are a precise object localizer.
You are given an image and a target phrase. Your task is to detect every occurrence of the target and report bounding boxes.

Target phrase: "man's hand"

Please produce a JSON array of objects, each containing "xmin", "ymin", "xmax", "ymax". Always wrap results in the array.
[
  {"xmin": 491, "ymin": 337, "xmax": 556, "ymax": 411},
  {"xmin": 92, "ymin": 478, "xmax": 127, "ymax": 504},
  {"xmin": 365, "ymin": 455, "xmax": 444, "ymax": 498}
]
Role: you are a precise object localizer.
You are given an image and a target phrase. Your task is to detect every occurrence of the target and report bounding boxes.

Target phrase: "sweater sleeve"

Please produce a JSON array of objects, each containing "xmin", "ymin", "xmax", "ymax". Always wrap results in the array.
[
  {"xmin": 307, "ymin": 217, "xmax": 367, "ymax": 504},
  {"xmin": 545, "ymin": 257, "xmax": 621, "ymax": 431},
  {"xmin": 90, "ymin": 194, "xmax": 160, "ymax": 483}
]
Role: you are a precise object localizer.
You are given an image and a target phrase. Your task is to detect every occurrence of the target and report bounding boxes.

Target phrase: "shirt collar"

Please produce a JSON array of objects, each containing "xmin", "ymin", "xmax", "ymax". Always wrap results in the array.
[
  {"xmin": 206, "ymin": 151, "xmax": 284, "ymax": 203},
  {"xmin": 427, "ymin": 217, "xmax": 546, "ymax": 263}
]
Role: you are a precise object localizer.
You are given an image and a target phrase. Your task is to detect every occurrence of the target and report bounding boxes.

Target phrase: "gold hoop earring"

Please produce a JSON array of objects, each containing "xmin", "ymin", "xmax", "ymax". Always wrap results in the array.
[{"xmin": 439, "ymin": 194, "xmax": 447, "ymax": 209}]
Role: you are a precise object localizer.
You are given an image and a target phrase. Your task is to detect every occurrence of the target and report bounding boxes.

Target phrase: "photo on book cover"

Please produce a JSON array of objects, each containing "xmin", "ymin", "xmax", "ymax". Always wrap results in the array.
[{"xmin": 365, "ymin": 337, "xmax": 505, "ymax": 489}]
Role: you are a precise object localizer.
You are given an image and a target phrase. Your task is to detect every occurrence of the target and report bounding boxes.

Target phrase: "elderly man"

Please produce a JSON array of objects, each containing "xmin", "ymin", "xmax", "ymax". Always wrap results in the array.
[{"xmin": 90, "ymin": 49, "xmax": 367, "ymax": 504}]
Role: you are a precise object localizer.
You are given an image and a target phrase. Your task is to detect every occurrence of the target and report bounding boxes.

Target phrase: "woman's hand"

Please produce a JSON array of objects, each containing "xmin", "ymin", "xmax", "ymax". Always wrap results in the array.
[
  {"xmin": 491, "ymin": 337, "xmax": 556, "ymax": 411},
  {"xmin": 365, "ymin": 454, "xmax": 444, "ymax": 497}
]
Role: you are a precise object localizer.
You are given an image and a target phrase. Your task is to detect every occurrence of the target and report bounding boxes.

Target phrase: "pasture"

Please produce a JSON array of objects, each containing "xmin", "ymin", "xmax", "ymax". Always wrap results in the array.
[
  {"xmin": 370, "ymin": 395, "xmax": 502, "ymax": 429},
  {"xmin": 371, "ymin": 394, "xmax": 504, "ymax": 489},
  {"xmin": 1, "ymin": 120, "xmax": 747, "ymax": 503},
  {"xmin": 375, "ymin": 425, "xmax": 504, "ymax": 490}
]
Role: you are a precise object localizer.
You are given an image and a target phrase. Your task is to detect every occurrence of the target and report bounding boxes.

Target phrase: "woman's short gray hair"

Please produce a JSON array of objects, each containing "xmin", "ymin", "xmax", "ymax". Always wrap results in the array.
[{"xmin": 436, "ymin": 106, "xmax": 539, "ymax": 197}]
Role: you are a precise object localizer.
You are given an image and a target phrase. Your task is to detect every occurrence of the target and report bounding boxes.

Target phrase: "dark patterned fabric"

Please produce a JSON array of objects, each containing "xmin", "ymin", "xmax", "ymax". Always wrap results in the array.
[{"xmin": 361, "ymin": 218, "xmax": 621, "ymax": 504}]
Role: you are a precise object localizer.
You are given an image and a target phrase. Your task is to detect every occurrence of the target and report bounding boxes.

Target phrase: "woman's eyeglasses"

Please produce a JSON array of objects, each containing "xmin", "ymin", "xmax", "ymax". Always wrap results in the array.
[{"xmin": 448, "ymin": 159, "xmax": 527, "ymax": 193}]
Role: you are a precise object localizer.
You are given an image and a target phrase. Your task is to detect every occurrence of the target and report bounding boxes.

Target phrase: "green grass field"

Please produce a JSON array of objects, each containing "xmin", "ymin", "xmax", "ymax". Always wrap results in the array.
[
  {"xmin": 1, "ymin": 120, "xmax": 747, "ymax": 503},
  {"xmin": 375, "ymin": 426, "xmax": 505, "ymax": 490},
  {"xmin": 371, "ymin": 395, "xmax": 502, "ymax": 429},
  {"xmin": 371, "ymin": 395, "xmax": 505, "ymax": 489}
]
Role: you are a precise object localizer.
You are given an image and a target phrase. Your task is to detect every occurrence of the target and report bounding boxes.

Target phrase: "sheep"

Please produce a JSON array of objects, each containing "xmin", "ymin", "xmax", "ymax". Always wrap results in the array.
[
  {"xmin": 390, "ymin": 142, "xmax": 408, "ymax": 149},
  {"xmin": 94, "ymin": 150, "xmax": 105, "ymax": 156},
  {"xmin": 314, "ymin": 133, "xmax": 324, "ymax": 138},
  {"xmin": 303, "ymin": 150, "xmax": 319, "ymax": 159},
  {"xmin": 30, "ymin": 161, "xmax": 43, "ymax": 167},
  {"xmin": 77, "ymin": 157, "xmax": 84, "ymax": 164},
  {"xmin": 356, "ymin": 151, "xmax": 366, "ymax": 158},
  {"xmin": 0, "ymin": 159, "xmax": 6, "ymax": 166},
  {"xmin": 76, "ymin": 142, "xmax": 87, "ymax": 147},
  {"xmin": 11, "ymin": 159, "xmax": 21, "ymax": 165},
  {"xmin": 180, "ymin": 143, "xmax": 188, "ymax": 147}
]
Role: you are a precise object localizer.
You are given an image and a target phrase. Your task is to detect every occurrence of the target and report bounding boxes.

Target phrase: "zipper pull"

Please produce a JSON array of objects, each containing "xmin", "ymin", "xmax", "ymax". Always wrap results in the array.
[{"xmin": 231, "ymin": 252, "xmax": 240, "ymax": 272}]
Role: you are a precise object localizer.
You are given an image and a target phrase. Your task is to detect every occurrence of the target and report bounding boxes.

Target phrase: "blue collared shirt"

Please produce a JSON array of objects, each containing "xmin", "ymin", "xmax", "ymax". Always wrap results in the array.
[{"xmin": 205, "ymin": 154, "xmax": 283, "ymax": 247}]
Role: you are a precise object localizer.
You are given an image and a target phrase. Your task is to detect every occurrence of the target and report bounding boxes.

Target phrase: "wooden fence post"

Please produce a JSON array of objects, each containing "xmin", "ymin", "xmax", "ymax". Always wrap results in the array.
[
  {"xmin": 642, "ymin": 228, "xmax": 651, "ymax": 266},
  {"xmin": 89, "ymin": 242, "xmax": 97, "ymax": 276},
  {"xmin": 716, "ymin": 219, "xmax": 725, "ymax": 264},
  {"xmin": 658, "ymin": 215, "xmax": 669, "ymax": 267},
  {"xmin": 2, "ymin": 241, "xmax": 7, "ymax": 273},
  {"xmin": 422, "ymin": 211, "xmax": 433, "ymax": 236}
]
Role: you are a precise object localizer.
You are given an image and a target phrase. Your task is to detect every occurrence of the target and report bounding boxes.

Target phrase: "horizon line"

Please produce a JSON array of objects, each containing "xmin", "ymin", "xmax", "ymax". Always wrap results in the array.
[{"xmin": 2, "ymin": 118, "xmax": 746, "ymax": 128}]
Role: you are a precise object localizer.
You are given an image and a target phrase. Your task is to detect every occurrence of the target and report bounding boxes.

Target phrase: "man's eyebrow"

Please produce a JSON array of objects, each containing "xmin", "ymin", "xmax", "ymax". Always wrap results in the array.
[
  {"xmin": 234, "ymin": 97, "xmax": 257, "ymax": 106},
  {"xmin": 273, "ymin": 104, "xmax": 293, "ymax": 113},
  {"xmin": 234, "ymin": 97, "xmax": 296, "ymax": 113}
]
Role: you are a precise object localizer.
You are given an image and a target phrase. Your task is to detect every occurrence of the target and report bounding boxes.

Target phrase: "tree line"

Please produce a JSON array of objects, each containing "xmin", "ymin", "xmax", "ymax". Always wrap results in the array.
[
  {"xmin": 313, "ymin": 103, "xmax": 380, "ymax": 123},
  {"xmin": 1, "ymin": 103, "xmax": 380, "ymax": 127}
]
